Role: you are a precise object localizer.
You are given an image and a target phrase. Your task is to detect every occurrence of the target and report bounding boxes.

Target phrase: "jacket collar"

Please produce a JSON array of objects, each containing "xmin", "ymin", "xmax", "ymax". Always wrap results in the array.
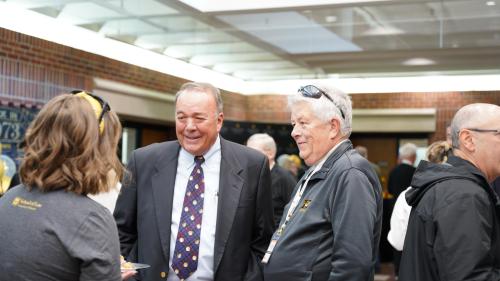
[
  {"xmin": 299, "ymin": 140, "xmax": 353, "ymax": 183},
  {"xmin": 447, "ymin": 155, "xmax": 499, "ymax": 206},
  {"xmin": 406, "ymin": 155, "xmax": 499, "ymax": 208}
]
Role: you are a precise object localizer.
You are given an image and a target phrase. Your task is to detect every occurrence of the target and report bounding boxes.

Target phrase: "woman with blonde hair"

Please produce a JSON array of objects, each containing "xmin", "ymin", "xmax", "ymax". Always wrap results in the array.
[
  {"xmin": 426, "ymin": 140, "xmax": 452, "ymax": 164},
  {"xmin": 0, "ymin": 92, "xmax": 133, "ymax": 280}
]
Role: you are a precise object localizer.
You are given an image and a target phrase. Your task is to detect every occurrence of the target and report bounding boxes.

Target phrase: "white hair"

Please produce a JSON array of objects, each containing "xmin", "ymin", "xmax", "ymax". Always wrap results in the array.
[
  {"xmin": 276, "ymin": 154, "xmax": 290, "ymax": 167},
  {"xmin": 288, "ymin": 82, "xmax": 352, "ymax": 137},
  {"xmin": 246, "ymin": 133, "xmax": 277, "ymax": 157},
  {"xmin": 175, "ymin": 82, "xmax": 223, "ymax": 114},
  {"xmin": 451, "ymin": 103, "xmax": 500, "ymax": 148},
  {"xmin": 399, "ymin": 143, "xmax": 417, "ymax": 158}
]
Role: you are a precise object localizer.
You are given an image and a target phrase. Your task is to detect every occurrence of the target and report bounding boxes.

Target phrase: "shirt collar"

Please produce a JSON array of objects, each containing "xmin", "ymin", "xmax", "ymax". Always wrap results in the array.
[
  {"xmin": 309, "ymin": 139, "xmax": 348, "ymax": 175},
  {"xmin": 401, "ymin": 159, "xmax": 414, "ymax": 166},
  {"xmin": 179, "ymin": 135, "xmax": 221, "ymax": 169}
]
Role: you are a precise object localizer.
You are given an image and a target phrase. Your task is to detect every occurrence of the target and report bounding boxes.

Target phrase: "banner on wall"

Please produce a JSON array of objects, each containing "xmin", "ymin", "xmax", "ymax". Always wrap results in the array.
[{"xmin": 0, "ymin": 105, "xmax": 38, "ymax": 165}]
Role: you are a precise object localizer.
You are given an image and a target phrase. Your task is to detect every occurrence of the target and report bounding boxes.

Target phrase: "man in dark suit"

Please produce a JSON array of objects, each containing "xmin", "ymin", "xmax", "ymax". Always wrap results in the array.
[
  {"xmin": 388, "ymin": 143, "xmax": 417, "ymax": 199},
  {"xmin": 246, "ymin": 133, "xmax": 296, "ymax": 229},
  {"xmin": 387, "ymin": 142, "xmax": 417, "ymax": 274},
  {"xmin": 114, "ymin": 82, "xmax": 274, "ymax": 281}
]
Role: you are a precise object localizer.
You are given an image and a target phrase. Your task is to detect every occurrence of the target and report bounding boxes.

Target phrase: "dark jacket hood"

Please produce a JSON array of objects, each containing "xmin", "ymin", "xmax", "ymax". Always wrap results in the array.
[{"xmin": 406, "ymin": 155, "xmax": 493, "ymax": 207}]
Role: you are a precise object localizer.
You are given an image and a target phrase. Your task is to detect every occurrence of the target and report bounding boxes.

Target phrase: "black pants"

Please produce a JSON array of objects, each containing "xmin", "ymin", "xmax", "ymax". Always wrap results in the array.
[{"xmin": 393, "ymin": 249, "xmax": 402, "ymax": 276}]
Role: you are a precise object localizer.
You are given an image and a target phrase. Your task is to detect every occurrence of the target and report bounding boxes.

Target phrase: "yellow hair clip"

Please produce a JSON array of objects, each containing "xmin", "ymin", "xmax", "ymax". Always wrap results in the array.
[{"xmin": 72, "ymin": 91, "xmax": 109, "ymax": 134}]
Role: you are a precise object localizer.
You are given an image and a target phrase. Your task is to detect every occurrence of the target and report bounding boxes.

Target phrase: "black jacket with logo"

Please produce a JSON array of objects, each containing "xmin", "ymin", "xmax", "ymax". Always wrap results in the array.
[
  {"xmin": 399, "ymin": 156, "xmax": 500, "ymax": 281},
  {"xmin": 263, "ymin": 140, "xmax": 382, "ymax": 281}
]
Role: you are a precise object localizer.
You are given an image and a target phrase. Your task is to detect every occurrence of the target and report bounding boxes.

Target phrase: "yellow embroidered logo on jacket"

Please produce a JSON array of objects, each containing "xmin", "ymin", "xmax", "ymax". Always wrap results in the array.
[
  {"xmin": 300, "ymin": 199, "xmax": 312, "ymax": 211},
  {"xmin": 11, "ymin": 196, "xmax": 42, "ymax": 211}
]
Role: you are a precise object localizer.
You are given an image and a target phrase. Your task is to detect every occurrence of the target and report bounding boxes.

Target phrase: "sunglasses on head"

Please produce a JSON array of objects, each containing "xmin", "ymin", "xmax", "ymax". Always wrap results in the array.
[
  {"xmin": 71, "ymin": 90, "xmax": 110, "ymax": 125},
  {"xmin": 298, "ymin": 85, "xmax": 345, "ymax": 120}
]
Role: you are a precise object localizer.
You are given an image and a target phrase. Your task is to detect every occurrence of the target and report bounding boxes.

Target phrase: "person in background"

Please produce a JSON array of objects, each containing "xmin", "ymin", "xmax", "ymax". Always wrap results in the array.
[
  {"xmin": 276, "ymin": 154, "xmax": 290, "ymax": 167},
  {"xmin": 114, "ymin": 82, "xmax": 273, "ymax": 281},
  {"xmin": 247, "ymin": 133, "xmax": 297, "ymax": 229},
  {"xmin": 355, "ymin": 145, "xmax": 382, "ymax": 179},
  {"xmin": 288, "ymin": 154, "xmax": 306, "ymax": 180},
  {"xmin": 385, "ymin": 143, "xmax": 417, "ymax": 271},
  {"xmin": 277, "ymin": 154, "xmax": 298, "ymax": 179},
  {"xmin": 354, "ymin": 145, "xmax": 383, "ymax": 272},
  {"xmin": 276, "ymin": 154, "xmax": 292, "ymax": 171},
  {"xmin": 399, "ymin": 103, "xmax": 500, "ymax": 281},
  {"xmin": 387, "ymin": 140, "xmax": 452, "ymax": 276},
  {"xmin": 262, "ymin": 83, "xmax": 382, "ymax": 281},
  {"xmin": 0, "ymin": 92, "xmax": 135, "ymax": 280},
  {"xmin": 388, "ymin": 143, "xmax": 417, "ymax": 199}
]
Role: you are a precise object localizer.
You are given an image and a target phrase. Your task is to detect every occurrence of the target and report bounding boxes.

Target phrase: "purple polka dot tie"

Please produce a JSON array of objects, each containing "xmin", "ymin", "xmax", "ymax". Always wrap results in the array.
[{"xmin": 172, "ymin": 156, "xmax": 205, "ymax": 280}]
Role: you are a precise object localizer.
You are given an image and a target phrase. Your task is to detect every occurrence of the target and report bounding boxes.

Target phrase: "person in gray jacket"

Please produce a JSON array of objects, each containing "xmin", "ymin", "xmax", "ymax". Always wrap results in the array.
[{"xmin": 262, "ymin": 83, "xmax": 383, "ymax": 281}]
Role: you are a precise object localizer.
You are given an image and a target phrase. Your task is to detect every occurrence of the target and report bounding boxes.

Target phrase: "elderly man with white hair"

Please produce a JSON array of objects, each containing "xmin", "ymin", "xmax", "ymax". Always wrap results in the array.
[
  {"xmin": 247, "ymin": 133, "xmax": 297, "ymax": 229},
  {"xmin": 262, "ymin": 84, "xmax": 383, "ymax": 281},
  {"xmin": 388, "ymin": 142, "xmax": 418, "ymax": 199},
  {"xmin": 399, "ymin": 103, "xmax": 500, "ymax": 281}
]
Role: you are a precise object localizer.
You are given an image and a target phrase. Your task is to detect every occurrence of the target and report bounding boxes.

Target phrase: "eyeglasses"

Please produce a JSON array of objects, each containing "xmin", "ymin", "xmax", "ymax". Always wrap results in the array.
[
  {"xmin": 466, "ymin": 128, "xmax": 500, "ymax": 135},
  {"xmin": 71, "ymin": 90, "xmax": 110, "ymax": 125},
  {"xmin": 298, "ymin": 85, "xmax": 345, "ymax": 120}
]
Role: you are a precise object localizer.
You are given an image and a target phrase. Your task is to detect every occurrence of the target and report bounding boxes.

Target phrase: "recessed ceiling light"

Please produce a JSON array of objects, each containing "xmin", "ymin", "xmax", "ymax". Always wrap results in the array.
[
  {"xmin": 363, "ymin": 26, "xmax": 405, "ymax": 36},
  {"xmin": 486, "ymin": 1, "xmax": 496, "ymax": 6},
  {"xmin": 325, "ymin": 15, "xmax": 337, "ymax": 23},
  {"xmin": 402, "ymin": 58, "xmax": 436, "ymax": 66}
]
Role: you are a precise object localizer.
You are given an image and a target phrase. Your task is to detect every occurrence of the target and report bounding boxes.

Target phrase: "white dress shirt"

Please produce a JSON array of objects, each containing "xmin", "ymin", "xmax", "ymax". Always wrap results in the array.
[{"xmin": 167, "ymin": 137, "xmax": 221, "ymax": 281}]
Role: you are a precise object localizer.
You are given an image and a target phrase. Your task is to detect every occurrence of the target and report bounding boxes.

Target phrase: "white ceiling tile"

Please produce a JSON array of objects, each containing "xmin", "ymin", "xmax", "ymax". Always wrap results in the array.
[
  {"xmin": 100, "ymin": 19, "xmax": 163, "ymax": 36},
  {"xmin": 217, "ymin": 11, "xmax": 362, "ymax": 54},
  {"xmin": 107, "ymin": 0, "xmax": 178, "ymax": 16},
  {"xmin": 57, "ymin": 2, "xmax": 122, "ymax": 24}
]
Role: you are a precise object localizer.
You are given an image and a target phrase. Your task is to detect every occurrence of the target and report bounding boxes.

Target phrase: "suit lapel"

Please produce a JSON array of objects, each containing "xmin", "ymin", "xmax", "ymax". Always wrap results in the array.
[
  {"xmin": 151, "ymin": 142, "xmax": 180, "ymax": 263},
  {"xmin": 214, "ymin": 139, "xmax": 244, "ymax": 273}
]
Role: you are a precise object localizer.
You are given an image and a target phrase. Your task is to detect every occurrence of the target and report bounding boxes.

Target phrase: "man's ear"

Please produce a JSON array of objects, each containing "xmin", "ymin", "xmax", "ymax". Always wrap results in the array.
[
  {"xmin": 459, "ymin": 129, "xmax": 476, "ymax": 152},
  {"xmin": 216, "ymin": 112, "xmax": 224, "ymax": 132},
  {"xmin": 328, "ymin": 118, "xmax": 341, "ymax": 139}
]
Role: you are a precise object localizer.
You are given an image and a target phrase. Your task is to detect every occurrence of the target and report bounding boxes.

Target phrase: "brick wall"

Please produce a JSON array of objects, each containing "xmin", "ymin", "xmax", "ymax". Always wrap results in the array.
[
  {"xmin": 247, "ymin": 92, "xmax": 500, "ymax": 142},
  {"xmin": 352, "ymin": 92, "xmax": 500, "ymax": 142}
]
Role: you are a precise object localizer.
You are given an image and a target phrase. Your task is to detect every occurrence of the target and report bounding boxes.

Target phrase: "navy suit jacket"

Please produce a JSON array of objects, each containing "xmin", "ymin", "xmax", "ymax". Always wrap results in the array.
[{"xmin": 114, "ymin": 138, "xmax": 273, "ymax": 281}]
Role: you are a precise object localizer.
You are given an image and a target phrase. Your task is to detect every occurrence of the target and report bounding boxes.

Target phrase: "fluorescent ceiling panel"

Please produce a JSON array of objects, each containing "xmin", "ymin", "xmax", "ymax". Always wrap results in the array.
[
  {"xmin": 4, "ymin": 0, "xmax": 77, "ymax": 9},
  {"xmin": 178, "ymin": 0, "xmax": 391, "ymax": 12},
  {"xmin": 190, "ymin": 53, "xmax": 279, "ymax": 66},
  {"xmin": 213, "ymin": 61, "xmax": 298, "ymax": 73},
  {"xmin": 135, "ymin": 31, "xmax": 235, "ymax": 48},
  {"xmin": 234, "ymin": 68, "xmax": 312, "ymax": 76},
  {"xmin": 217, "ymin": 12, "xmax": 362, "ymax": 54},
  {"xmin": 235, "ymin": 69, "xmax": 316, "ymax": 80}
]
